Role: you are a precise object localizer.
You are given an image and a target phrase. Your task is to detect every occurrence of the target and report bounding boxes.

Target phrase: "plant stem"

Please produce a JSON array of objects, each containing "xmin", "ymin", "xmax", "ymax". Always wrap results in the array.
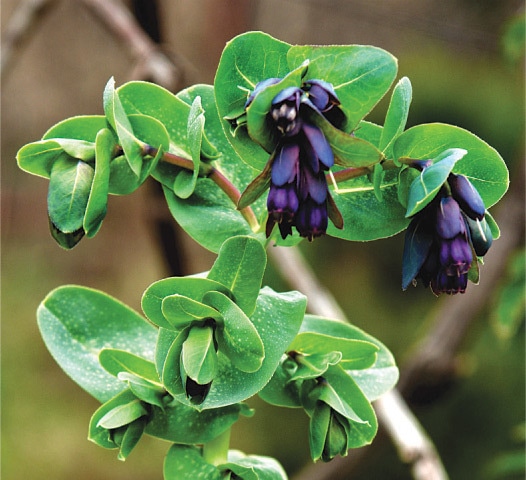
[
  {"xmin": 147, "ymin": 145, "xmax": 260, "ymax": 232},
  {"xmin": 202, "ymin": 428, "xmax": 231, "ymax": 466}
]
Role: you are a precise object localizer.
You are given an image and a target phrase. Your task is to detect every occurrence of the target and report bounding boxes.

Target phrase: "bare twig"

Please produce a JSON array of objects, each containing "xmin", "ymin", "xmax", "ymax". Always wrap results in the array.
[
  {"xmin": 1, "ymin": 0, "xmax": 57, "ymax": 78},
  {"xmin": 268, "ymin": 246, "xmax": 449, "ymax": 480},
  {"xmin": 77, "ymin": 0, "xmax": 182, "ymax": 90}
]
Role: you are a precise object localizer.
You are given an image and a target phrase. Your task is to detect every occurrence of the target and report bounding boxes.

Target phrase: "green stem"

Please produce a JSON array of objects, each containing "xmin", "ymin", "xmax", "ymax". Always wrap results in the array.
[
  {"xmin": 146, "ymin": 145, "xmax": 260, "ymax": 232},
  {"xmin": 202, "ymin": 428, "xmax": 231, "ymax": 466}
]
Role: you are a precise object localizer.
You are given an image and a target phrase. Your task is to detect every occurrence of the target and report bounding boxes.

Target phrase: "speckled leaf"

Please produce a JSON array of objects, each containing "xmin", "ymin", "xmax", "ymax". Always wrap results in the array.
[
  {"xmin": 99, "ymin": 349, "xmax": 160, "ymax": 384},
  {"xmin": 38, "ymin": 286, "xmax": 158, "ymax": 403},
  {"xmin": 164, "ymin": 445, "xmax": 221, "ymax": 480},
  {"xmin": 222, "ymin": 451, "xmax": 288, "ymax": 480}
]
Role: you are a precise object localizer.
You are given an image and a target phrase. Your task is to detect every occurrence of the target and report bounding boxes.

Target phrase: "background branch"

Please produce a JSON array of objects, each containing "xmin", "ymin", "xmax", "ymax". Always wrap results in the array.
[
  {"xmin": 77, "ymin": 0, "xmax": 182, "ymax": 90},
  {"xmin": 0, "ymin": 0, "xmax": 57, "ymax": 78}
]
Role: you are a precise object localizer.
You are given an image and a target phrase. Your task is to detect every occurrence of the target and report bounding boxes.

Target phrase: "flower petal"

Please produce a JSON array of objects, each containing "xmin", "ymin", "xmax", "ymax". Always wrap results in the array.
[
  {"xmin": 302, "ymin": 123, "xmax": 334, "ymax": 170},
  {"xmin": 271, "ymin": 143, "xmax": 300, "ymax": 186}
]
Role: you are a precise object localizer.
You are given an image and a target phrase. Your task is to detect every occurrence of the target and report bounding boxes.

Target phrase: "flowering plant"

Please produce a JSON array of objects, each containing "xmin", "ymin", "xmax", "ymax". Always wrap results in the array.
[{"xmin": 16, "ymin": 32, "xmax": 508, "ymax": 479}]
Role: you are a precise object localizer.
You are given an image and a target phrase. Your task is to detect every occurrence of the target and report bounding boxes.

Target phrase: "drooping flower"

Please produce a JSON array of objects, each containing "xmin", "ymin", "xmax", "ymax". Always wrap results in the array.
[
  {"xmin": 240, "ymin": 78, "xmax": 345, "ymax": 240},
  {"xmin": 402, "ymin": 173, "xmax": 493, "ymax": 295}
]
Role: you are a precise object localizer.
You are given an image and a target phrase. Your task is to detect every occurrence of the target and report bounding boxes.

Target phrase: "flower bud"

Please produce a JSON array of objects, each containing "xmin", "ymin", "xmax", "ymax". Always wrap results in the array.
[
  {"xmin": 448, "ymin": 173, "xmax": 485, "ymax": 220},
  {"xmin": 466, "ymin": 216, "xmax": 493, "ymax": 256}
]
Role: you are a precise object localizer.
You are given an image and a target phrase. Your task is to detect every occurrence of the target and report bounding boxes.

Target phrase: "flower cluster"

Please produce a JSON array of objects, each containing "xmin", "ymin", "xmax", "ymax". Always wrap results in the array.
[
  {"xmin": 242, "ymin": 79, "xmax": 345, "ymax": 241},
  {"xmin": 403, "ymin": 172, "xmax": 493, "ymax": 295}
]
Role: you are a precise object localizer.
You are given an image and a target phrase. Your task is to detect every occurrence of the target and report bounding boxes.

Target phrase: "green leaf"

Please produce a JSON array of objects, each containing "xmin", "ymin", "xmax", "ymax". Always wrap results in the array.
[
  {"xmin": 203, "ymin": 291, "xmax": 264, "ymax": 373},
  {"xmin": 323, "ymin": 366, "xmax": 377, "ymax": 447},
  {"xmin": 103, "ymin": 77, "xmax": 144, "ymax": 177},
  {"xmin": 287, "ymin": 44, "xmax": 398, "ymax": 132},
  {"xmin": 89, "ymin": 389, "xmax": 137, "ymax": 449},
  {"xmin": 118, "ymin": 80, "xmax": 191, "ymax": 158},
  {"xmin": 208, "ymin": 235, "xmax": 267, "ymax": 315},
  {"xmin": 307, "ymin": 110, "xmax": 384, "ymax": 168},
  {"xmin": 327, "ymin": 167, "xmax": 409, "ymax": 241},
  {"xmin": 16, "ymin": 140, "xmax": 65, "ymax": 179},
  {"xmin": 222, "ymin": 451, "xmax": 288, "ymax": 480},
  {"xmin": 43, "ymin": 115, "xmax": 109, "ymax": 141},
  {"xmin": 172, "ymin": 96, "xmax": 205, "ymax": 199},
  {"xmin": 162, "ymin": 294, "xmax": 222, "ymax": 329},
  {"xmin": 147, "ymin": 398, "xmax": 250, "ymax": 445},
  {"xmin": 117, "ymin": 372, "xmax": 166, "ymax": 409},
  {"xmin": 289, "ymin": 352, "xmax": 342, "ymax": 381},
  {"xmin": 84, "ymin": 128, "xmax": 112, "ymax": 237},
  {"xmin": 165, "ymin": 287, "xmax": 306, "ymax": 410},
  {"xmin": 164, "ymin": 444, "xmax": 221, "ymax": 480},
  {"xmin": 99, "ymin": 349, "xmax": 160, "ymax": 384},
  {"xmin": 162, "ymin": 328, "xmax": 188, "ymax": 397},
  {"xmin": 289, "ymin": 332, "xmax": 379, "ymax": 370},
  {"xmin": 97, "ymin": 398, "xmax": 147, "ymax": 429},
  {"xmin": 404, "ymin": 148, "xmax": 468, "ymax": 217},
  {"xmin": 181, "ymin": 325, "xmax": 218, "ymax": 385},
  {"xmin": 379, "ymin": 76, "xmax": 412, "ymax": 157},
  {"xmin": 47, "ymin": 155, "xmax": 93, "ymax": 242},
  {"xmin": 117, "ymin": 417, "xmax": 147, "ymax": 461},
  {"xmin": 301, "ymin": 316, "xmax": 398, "ymax": 402},
  {"xmin": 142, "ymin": 277, "xmax": 231, "ymax": 330},
  {"xmin": 215, "ymin": 32, "xmax": 292, "ymax": 170},
  {"xmin": 393, "ymin": 123, "xmax": 509, "ymax": 209},
  {"xmin": 309, "ymin": 402, "xmax": 331, "ymax": 462},
  {"xmin": 163, "ymin": 182, "xmax": 263, "ymax": 253},
  {"xmin": 38, "ymin": 286, "xmax": 158, "ymax": 403}
]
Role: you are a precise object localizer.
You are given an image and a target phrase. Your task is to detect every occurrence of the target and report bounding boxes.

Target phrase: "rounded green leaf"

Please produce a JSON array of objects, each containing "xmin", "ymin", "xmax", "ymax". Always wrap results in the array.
[
  {"xmin": 300, "ymin": 316, "xmax": 398, "ymax": 402},
  {"xmin": 117, "ymin": 416, "xmax": 147, "ymax": 461},
  {"xmin": 142, "ymin": 277, "xmax": 231, "ymax": 330},
  {"xmin": 203, "ymin": 291, "xmax": 264, "ymax": 373},
  {"xmin": 43, "ymin": 115, "xmax": 109, "ymax": 142},
  {"xmin": 223, "ymin": 451, "xmax": 288, "ymax": 480},
  {"xmin": 84, "ymin": 128, "xmax": 112, "ymax": 237},
  {"xmin": 327, "ymin": 168, "xmax": 409, "ymax": 241},
  {"xmin": 47, "ymin": 155, "xmax": 94, "ymax": 234},
  {"xmin": 99, "ymin": 349, "xmax": 160, "ymax": 384},
  {"xmin": 214, "ymin": 31, "xmax": 292, "ymax": 170},
  {"xmin": 103, "ymin": 77, "xmax": 144, "ymax": 178},
  {"xmin": 169, "ymin": 287, "xmax": 306, "ymax": 410},
  {"xmin": 162, "ymin": 182, "xmax": 264, "ymax": 253},
  {"xmin": 404, "ymin": 148, "xmax": 467, "ymax": 217},
  {"xmin": 97, "ymin": 398, "xmax": 147, "ymax": 429},
  {"xmin": 17, "ymin": 140, "xmax": 65, "ymax": 179},
  {"xmin": 287, "ymin": 44, "xmax": 398, "ymax": 132},
  {"xmin": 37, "ymin": 286, "xmax": 158, "ymax": 403},
  {"xmin": 162, "ymin": 294, "xmax": 222, "ymax": 329},
  {"xmin": 182, "ymin": 325, "xmax": 218, "ymax": 385},
  {"xmin": 164, "ymin": 445, "xmax": 221, "ymax": 480},
  {"xmin": 207, "ymin": 235, "xmax": 267, "ymax": 316},
  {"xmin": 393, "ymin": 123, "xmax": 509, "ymax": 209},
  {"xmin": 289, "ymin": 332, "xmax": 379, "ymax": 370}
]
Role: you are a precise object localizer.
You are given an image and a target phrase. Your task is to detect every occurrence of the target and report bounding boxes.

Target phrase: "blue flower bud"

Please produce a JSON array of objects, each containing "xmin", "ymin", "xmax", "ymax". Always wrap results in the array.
[
  {"xmin": 466, "ymin": 216, "xmax": 493, "ymax": 256},
  {"xmin": 245, "ymin": 77, "xmax": 282, "ymax": 108},
  {"xmin": 295, "ymin": 198, "xmax": 328, "ymax": 241},
  {"xmin": 270, "ymin": 87, "xmax": 303, "ymax": 136},
  {"xmin": 448, "ymin": 173, "xmax": 485, "ymax": 220}
]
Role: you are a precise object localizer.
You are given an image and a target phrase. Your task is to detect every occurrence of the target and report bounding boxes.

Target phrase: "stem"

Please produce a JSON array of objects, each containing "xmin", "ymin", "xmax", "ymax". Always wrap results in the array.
[
  {"xmin": 147, "ymin": 145, "xmax": 260, "ymax": 232},
  {"xmin": 202, "ymin": 428, "xmax": 231, "ymax": 466}
]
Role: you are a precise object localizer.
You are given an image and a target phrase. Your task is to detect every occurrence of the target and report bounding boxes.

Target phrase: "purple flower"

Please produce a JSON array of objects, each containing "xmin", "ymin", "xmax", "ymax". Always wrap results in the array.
[
  {"xmin": 241, "ymin": 78, "xmax": 345, "ymax": 241},
  {"xmin": 402, "ymin": 171, "xmax": 493, "ymax": 295}
]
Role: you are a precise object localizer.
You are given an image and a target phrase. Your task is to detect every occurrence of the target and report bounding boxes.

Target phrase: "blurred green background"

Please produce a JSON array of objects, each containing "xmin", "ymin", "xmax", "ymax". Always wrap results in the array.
[{"xmin": 2, "ymin": 1, "xmax": 524, "ymax": 479}]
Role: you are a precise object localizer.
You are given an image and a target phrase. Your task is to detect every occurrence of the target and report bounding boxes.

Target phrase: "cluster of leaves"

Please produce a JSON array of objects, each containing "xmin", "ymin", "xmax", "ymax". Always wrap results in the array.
[
  {"xmin": 37, "ymin": 235, "xmax": 397, "ymax": 478},
  {"xmin": 15, "ymin": 31, "xmax": 510, "ymax": 479}
]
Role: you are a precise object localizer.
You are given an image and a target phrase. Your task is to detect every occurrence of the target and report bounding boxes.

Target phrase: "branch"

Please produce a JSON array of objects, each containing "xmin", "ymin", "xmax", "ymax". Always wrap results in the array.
[
  {"xmin": 1, "ymin": 0, "xmax": 57, "ymax": 79},
  {"xmin": 268, "ymin": 246, "xmax": 449, "ymax": 480},
  {"xmin": 77, "ymin": 0, "xmax": 182, "ymax": 90}
]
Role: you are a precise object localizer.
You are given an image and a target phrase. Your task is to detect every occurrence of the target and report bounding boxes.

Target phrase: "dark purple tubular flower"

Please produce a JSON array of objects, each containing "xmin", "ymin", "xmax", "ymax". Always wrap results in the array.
[
  {"xmin": 262, "ymin": 80, "xmax": 344, "ymax": 240},
  {"xmin": 402, "ymin": 173, "xmax": 492, "ymax": 295}
]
